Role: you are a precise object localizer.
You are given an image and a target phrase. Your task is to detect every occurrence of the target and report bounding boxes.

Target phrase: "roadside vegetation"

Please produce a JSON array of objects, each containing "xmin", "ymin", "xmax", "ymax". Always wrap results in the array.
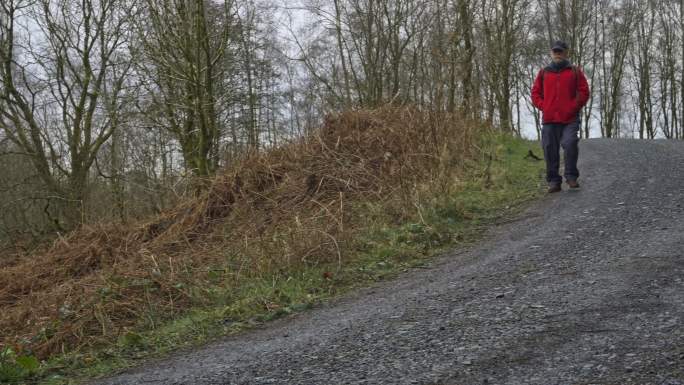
[{"xmin": 0, "ymin": 107, "xmax": 544, "ymax": 384}]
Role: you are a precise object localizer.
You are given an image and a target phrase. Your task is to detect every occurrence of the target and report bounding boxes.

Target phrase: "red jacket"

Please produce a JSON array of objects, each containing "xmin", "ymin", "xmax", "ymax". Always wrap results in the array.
[{"xmin": 531, "ymin": 65, "xmax": 590, "ymax": 124}]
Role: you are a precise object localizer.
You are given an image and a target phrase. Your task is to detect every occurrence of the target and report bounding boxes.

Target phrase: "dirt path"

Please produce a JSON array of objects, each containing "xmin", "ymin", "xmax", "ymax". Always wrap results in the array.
[{"xmin": 97, "ymin": 139, "xmax": 684, "ymax": 385}]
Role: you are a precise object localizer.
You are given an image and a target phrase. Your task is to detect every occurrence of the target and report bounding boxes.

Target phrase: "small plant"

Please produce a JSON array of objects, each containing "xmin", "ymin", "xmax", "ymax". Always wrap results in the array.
[{"xmin": 0, "ymin": 346, "xmax": 40, "ymax": 383}]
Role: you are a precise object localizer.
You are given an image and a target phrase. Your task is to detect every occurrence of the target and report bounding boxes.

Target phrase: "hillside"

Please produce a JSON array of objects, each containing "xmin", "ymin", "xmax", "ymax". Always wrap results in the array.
[{"xmin": 0, "ymin": 107, "xmax": 543, "ymax": 383}]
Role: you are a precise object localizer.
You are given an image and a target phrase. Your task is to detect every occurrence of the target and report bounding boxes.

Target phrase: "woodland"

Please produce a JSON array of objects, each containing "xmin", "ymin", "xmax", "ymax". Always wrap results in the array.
[{"xmin": 1, "ymin": 0, "xmax": 682, "ymax": 248}]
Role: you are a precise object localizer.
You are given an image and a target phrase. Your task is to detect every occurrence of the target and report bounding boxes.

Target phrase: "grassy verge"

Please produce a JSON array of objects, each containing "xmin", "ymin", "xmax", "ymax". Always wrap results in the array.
[{"xmin": 2, "ymin": 133, "xmax": 544, "ymax": 385}]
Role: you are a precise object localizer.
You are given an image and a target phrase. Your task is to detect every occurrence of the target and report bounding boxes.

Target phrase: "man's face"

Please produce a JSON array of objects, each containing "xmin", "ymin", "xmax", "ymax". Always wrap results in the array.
[{"xmin": 551, "ymin": 49, "xmax": 568, "ymax": 63}]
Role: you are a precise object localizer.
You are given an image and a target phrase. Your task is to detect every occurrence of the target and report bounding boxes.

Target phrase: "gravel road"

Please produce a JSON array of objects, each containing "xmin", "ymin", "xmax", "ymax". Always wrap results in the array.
[{"xmin": 97, "ymin": 139, "xmax": 684, "ymax": 385}]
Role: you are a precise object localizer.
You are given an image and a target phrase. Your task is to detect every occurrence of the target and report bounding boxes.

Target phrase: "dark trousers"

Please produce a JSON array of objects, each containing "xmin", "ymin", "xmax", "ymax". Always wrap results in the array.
[{"xmin": 541, "ymin": 120, "xmax": 580, "ymax": 185}]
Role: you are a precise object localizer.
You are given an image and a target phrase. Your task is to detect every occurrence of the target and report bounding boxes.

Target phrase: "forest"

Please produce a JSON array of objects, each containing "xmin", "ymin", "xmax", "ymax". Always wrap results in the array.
[{"xmin": 1, "ymin": 0, "xmax": 683, "ymax": 261}]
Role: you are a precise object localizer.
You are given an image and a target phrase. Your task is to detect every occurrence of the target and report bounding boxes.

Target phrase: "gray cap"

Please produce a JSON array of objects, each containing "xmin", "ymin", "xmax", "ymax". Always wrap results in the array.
[{"xmin": 551, "ymin": 40, "xmax": 569, "ymax": 51}]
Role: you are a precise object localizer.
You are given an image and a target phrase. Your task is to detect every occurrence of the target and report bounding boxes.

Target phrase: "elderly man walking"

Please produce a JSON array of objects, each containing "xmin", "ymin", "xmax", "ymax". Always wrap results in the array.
[{"xmin": 531, "ymin": 40, "xmax": 590, "ymax": 193}]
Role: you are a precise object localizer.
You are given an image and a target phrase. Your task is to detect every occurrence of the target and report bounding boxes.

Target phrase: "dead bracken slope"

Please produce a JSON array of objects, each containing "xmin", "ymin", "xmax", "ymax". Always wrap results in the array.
[{"xmin": 0, "ymin": 107, "xmax": 478, "ymax": 359}]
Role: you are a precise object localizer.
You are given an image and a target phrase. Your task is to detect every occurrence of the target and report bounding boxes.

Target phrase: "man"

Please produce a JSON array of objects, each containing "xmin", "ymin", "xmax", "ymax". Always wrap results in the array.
[{"xmin": 531, "ymin": 40, "xmax": 590, "ymax": 193}]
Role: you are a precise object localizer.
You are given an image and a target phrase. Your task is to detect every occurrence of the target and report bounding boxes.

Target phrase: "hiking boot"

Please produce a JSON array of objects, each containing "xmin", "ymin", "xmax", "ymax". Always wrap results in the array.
[
  {"xmin": 567, "ymin": 179, "xmax": 580, "ymax": 189},
  {"xmin": 547, "ymin": 184, "xmax": 561, "ymax": 193}
]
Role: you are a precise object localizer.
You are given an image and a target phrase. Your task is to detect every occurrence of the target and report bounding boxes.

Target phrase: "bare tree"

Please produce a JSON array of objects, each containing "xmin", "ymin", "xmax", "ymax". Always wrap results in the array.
[
  {"xmin": 630, "ymin": 0, "xmax": 657, "ymax": 139},
  {"xmin": 655, "ymin": 4, "xmax": 681, "ymax": 139},
  {"xmin": 597, "ymin": 0, "xmax": 634, "ymax": 138},
  {"xmin": 0, "ymin": 0, "xmax": 137, "ymax": 228},
  {"xmin": 134, "ymin": 0, "xmax": 233, "ymax": 178},
  {"xmin": 479, "ymin": 0, "xmax": 531, "ymax": 131}
]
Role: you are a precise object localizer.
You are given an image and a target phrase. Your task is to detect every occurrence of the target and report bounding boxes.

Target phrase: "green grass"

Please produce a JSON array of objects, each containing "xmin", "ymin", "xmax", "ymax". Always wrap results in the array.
[{"xmin": 8, "ymin": 133, "xmax": 544, "ymax": 385}]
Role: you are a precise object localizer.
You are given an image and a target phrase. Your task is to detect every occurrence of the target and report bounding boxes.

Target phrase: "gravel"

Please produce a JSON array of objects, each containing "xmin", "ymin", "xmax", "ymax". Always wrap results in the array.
[{"xmin": 96, "ymin": 139, "xmax": 684, "ymax": 385}]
